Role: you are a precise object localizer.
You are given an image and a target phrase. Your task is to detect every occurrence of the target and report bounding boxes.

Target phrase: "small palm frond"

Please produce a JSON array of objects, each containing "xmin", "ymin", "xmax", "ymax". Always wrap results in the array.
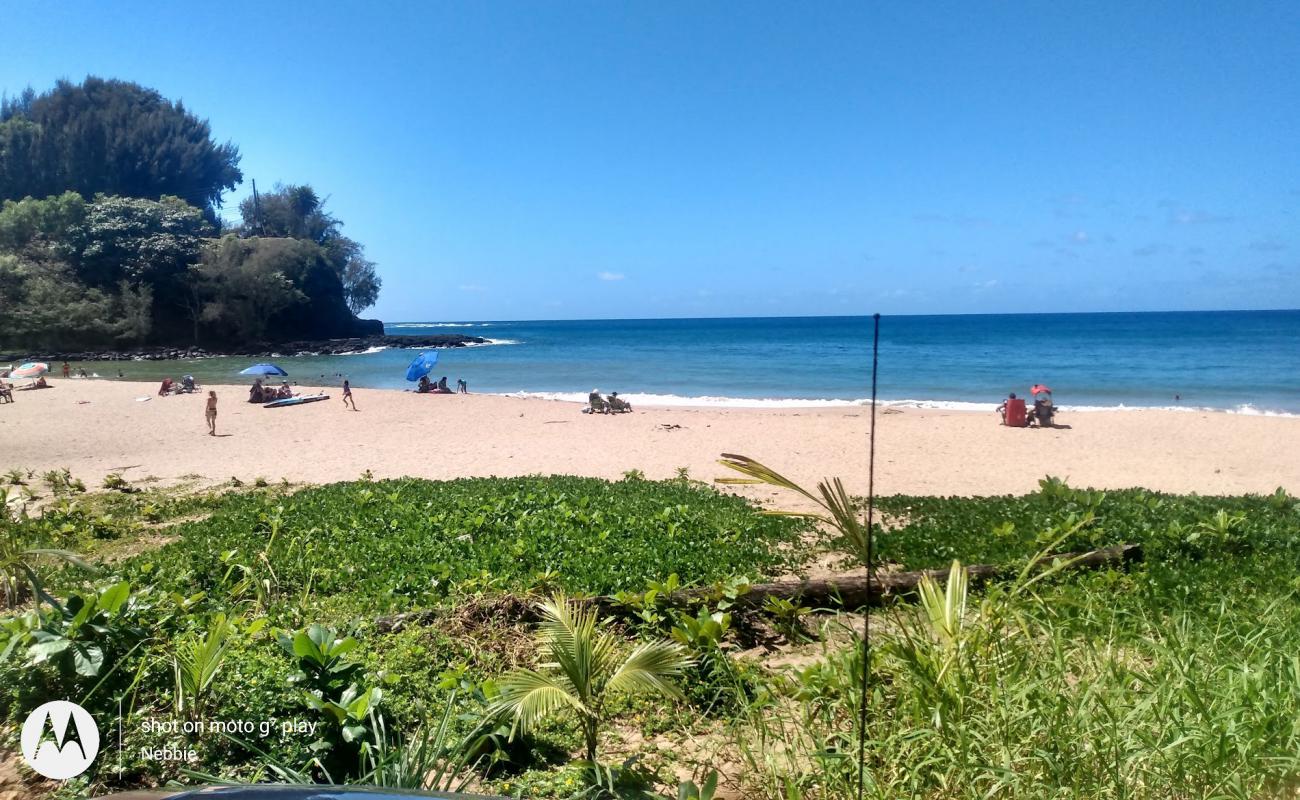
[
  {"xmin": 717, "ymin": 454, "xmax": 871, "ymax": 563},
  {"xmin": 489, "ymin": 668, "xmax": 588, "ymax": 737},
  {"xmin": 716, "ymin": 454, "xmax": 821, "ymax": 505},
  {"xmin": 607, "ymin": 640, "xmax": 692, "ymax": 699},
  {"xmin": 536, "ymin": 594, "xmax": 619, "ymax": 702},
  {"xmin": 916, "ymin": 561, "xmax": 968, "ymax": 648}
]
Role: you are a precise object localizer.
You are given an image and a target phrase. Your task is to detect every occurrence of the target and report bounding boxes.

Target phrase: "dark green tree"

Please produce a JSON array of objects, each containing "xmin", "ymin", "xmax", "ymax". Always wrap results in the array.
[
  {"xmin": 238, "ymin": 184, "xmax": 381, "ymax": 313},
  {"xmin": 0, "ymin": 78, "xmax": 242, "ymax": 215},
  {"xmin": 194, "ymin": 236, "xmax": 310, "ymax": 342}
]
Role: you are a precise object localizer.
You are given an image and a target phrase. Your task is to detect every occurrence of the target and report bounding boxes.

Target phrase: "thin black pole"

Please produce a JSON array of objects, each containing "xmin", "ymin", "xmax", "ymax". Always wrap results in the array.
[{"xmin": 856, "ymin": 312, "xmax": 880, "ymax": 800}]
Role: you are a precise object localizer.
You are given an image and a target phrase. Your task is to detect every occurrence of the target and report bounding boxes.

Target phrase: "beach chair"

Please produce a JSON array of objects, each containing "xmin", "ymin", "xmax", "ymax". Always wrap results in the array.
[
  {"xmin": 1002, "ymin": 397, "xmax": 1027, "ymax": 427},
  {"xmin": 607, "ymin": 394, "xmax": 632, "ymax": 413},
  {"xmin": 1032, "ymin": 395, "xmax": 1055, "ymax": 427},
  {"xmin": 586, "ymin": 392, "xmax": 611, "ymax": 414}
]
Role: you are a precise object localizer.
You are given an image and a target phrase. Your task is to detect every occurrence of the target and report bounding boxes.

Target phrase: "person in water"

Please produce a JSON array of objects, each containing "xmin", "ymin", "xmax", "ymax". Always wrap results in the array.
[{"xmin": 205, "ymin": 391, "xmax": 218, "ymax": 436}]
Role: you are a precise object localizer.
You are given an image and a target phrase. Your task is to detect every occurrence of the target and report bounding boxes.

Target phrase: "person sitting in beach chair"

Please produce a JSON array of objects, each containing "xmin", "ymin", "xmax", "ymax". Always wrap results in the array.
[
  {"xmin": 607, "ymin": 392, "xmax": 633, "ymax": 413},
  {"xmin": 180, "ymin": 375, "xmax": 197, "ymax": 393},
  {"xmin": 997, "ymin": 393, "xmax": 1027, "ymax": 427},
  {"xmin": 1030, "ymin": 392, "xmax": 1055, "ymax": 427},
  {"xmin": 249, "ymin": 379, "xmax": 265, "ymax": 404},
  {"xmin": 585, "ymin": 389, "xmax": 611, "ymax": 414},
  {"xmin": 276, "ymin": 381, "xmax": 293, "ymax": 399},
  {"xmin": 416, "ymin": 375, "xmax": 431, "ymax": 393},
  {"xmin": 0, "ymin": 381, "xmax": 12, "ymax": 403}
]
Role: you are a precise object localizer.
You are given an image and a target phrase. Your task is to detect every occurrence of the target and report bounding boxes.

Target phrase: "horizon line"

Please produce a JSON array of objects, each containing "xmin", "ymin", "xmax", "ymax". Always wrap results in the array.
[{"xmin": 382, "ymin": 308, "xmax": 1300, "ymax": 325}]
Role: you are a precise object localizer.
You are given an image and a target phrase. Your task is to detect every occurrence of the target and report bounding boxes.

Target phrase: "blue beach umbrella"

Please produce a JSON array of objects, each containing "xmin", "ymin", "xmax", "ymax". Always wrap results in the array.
[
  {"xmin": 240, "ymin": 363, "xmax": 289, "ymax": 377},
  {"xmin": 405, "ymin": 351, "xmax": 439, "ymax": 382}
]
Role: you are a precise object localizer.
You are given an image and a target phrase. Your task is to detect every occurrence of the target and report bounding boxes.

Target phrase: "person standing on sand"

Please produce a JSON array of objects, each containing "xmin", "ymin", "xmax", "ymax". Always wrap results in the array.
[
  {"xmin": 342, "ymin": 379, "xmax": 358, "ymax": 411},
  {"xmin": 206, "ymin": 391, "xmax": 218, "ymax": 436},
  {"xmin": 61, "ymin": 362, "xmax": 70, "ymax": 379}
]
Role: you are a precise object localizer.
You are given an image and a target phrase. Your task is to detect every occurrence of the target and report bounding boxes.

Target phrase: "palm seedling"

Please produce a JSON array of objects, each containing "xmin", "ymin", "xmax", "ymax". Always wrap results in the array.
[
  {"xmin": 173, "ymin": 613, "xmax": 236, "ymax": 720},
  {"xmin": 489, "ymin": 593, "xmax": 693, "ymax": 765},
  {"xmin": 1, "ymin": 518, "xmax": 92, "ymax": 609}
]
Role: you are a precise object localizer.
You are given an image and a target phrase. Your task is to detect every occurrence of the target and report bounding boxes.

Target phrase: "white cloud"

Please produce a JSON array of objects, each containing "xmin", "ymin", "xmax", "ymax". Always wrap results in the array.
[{"xmin": 597, "ymin": 271, "xmax": 625, "ymax": 282}]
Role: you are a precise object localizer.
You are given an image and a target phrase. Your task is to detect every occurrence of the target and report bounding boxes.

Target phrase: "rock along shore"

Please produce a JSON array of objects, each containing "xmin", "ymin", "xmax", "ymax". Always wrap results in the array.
[{"xmin": 1, "ymin": 334, "xmax": 488, "ymax": 363}]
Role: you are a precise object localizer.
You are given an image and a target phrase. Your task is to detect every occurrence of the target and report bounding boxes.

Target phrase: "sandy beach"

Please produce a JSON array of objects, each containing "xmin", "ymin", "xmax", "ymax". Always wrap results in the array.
[{"xmin": 1, "ymin": 379, "xmax": 1296, "ymax": 498}]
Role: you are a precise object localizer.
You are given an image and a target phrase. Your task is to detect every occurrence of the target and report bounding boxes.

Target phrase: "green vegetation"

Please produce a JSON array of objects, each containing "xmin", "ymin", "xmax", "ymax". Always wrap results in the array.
[
  {"xmin": 0, "ymin": 77, "xmax": 381, "ymax": 351},
  {"xmin": 1, "ymin": 470, "xmax": 1297, "ymax": 799}
]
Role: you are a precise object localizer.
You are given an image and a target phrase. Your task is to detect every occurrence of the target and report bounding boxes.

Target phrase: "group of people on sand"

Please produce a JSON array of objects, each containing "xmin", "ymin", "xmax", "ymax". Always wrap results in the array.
[
  {"xmin": 248, "ymin": 379, "xmax": 295, "ymax": 403},
  {"xmin": 585, "ymin": 389, "xmax": 632, "ymax": 414},
  {"xmin": 416, "ymin": 375, "xmax": 467, "ymax": 394},
  {"xmin": 158, "ymin": 375, "xmax": 199, "ymax": 396},
  {"xmin": 997, "ymin": 388, "xmax": 1056, "ymax": 428}
]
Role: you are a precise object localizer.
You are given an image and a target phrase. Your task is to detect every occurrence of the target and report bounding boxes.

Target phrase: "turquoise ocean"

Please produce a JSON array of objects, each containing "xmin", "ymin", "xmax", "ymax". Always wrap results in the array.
[{"xmin": 70, "ymin": 311, "xmax": 1300, "ymax": 414}]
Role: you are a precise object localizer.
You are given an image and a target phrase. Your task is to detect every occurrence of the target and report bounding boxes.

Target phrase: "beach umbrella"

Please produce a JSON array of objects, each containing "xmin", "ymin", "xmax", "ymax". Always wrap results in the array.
[
  {"xmin": 240, "ymin": 363, "xmax": 289, "ymax": 377},
  {"xmin": 11, "ymin": 362, "xmax": 49, "ymax": 379},
  {"xmin": 405, "ymin": 351, "xmax": 439, "ymax": 382},
  {"xmin": 1031, "ymin": 384, "xmax": 1052, "ymax": 395}
]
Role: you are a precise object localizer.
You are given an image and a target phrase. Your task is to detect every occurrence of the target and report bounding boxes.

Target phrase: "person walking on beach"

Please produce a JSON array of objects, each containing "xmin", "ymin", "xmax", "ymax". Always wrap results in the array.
[
  {"xmin": 342, "ymin": 379, "xmax": 358, "ymax": 411},
  {"xmin": 205, "ymin": 391, "xmax": 218, "ymax": 436}
]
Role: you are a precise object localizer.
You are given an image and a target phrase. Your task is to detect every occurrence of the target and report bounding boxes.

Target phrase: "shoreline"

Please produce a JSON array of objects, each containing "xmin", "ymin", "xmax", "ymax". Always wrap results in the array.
[
  {"xmin": 16, "ymin": 376, "xmax": 1297, "ymax": 417},
  {"xmin": 3, "ymin": 380, "xmax": 1298, "ymax": 498}
]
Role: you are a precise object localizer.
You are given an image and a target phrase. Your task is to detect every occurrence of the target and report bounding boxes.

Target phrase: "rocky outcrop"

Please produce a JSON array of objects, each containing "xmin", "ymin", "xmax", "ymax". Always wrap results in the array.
[{"xmin": 1, "ymin": 334, "xmax": 486, "ymax": 362}]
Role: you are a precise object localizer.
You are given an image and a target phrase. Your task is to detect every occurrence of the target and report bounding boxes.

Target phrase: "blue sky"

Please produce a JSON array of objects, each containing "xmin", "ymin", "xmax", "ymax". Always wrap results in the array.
[{"xmin": 4, "ymin": 1, "xmax": 1298, "ymax": 320}]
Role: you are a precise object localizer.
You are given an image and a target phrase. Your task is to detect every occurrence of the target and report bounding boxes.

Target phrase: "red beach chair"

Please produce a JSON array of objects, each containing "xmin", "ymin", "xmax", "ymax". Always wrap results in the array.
[{"xmin": 1003, "ymin": 397, "xmax": 1027, "ymax": 427}]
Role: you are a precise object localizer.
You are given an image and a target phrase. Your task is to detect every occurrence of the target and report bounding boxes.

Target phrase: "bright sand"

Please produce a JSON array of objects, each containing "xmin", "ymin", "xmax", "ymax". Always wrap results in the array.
[{"xmin": 2, "ymin": 380, "xmax": 1296, "ymax": 499}]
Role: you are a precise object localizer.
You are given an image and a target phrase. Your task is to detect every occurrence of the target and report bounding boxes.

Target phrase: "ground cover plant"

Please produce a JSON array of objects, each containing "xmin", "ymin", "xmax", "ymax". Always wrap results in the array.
[{"xmin": 0, "ymin": 469, "xmax": 1297, "ymax": 799}]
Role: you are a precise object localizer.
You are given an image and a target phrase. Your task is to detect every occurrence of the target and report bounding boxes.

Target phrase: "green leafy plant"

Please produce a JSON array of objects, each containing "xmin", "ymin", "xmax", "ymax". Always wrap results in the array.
[
  {"xmin": 102, "ymin": 473, "xmax": 136, "ymax": 493},
  {"xmin": 277, "ymin": 622, "xmax": 387, "ymax": 777},
  {"xmin": 763, "ymin": 596, "xmax": 813, "ymax": 642},
  {"xmin": 1, "ymin": 581, "xmax": 142, "ymax": 680},
  {"xmin": 42, "ymin": 468, "xmax": 86, "ymax": 496},
  {"xmin": 678, "ymin": 771, "xmax": 720, "ymax": 800}
]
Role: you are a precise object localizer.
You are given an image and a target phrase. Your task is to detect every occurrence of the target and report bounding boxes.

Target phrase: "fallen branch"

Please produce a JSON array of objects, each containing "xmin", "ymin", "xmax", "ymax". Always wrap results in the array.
[
  {"xmin": 721, "ymin": 543, "xmax": 1143, "ymax": 609},
  {"xmin": 373, "ymin": 543, "xmax": 1141, "ymax": 633}
]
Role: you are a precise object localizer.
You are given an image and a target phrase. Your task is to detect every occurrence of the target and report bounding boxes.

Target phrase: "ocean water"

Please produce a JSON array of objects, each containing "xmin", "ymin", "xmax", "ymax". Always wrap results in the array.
[{"xmin": 65, "ymin": 311, "xmax": 1300, "ymax": 413}]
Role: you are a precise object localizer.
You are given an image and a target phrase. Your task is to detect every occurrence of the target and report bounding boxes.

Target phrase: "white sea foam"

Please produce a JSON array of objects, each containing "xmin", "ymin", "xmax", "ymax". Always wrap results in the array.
[
  {"xmin": 470, "ymin": 338, "xmax": 521, "ymax": 346},
  {"xmin": 387, "ymin": 322, "xmax": 491, "ymax": 329},
  {"xmin": 338, "ymin": 346, "xmax": 389, "ymax": 356},
  {"xmin": 502, "ymin": 391, "xmax": 871, "ymax": 408},
  {"xmin": 496, "ymin": 392, "xmax": 1299, "ymax": 416}
]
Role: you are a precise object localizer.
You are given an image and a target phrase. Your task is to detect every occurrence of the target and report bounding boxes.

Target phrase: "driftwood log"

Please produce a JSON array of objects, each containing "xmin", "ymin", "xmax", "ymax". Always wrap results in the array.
[
  {"xmin": 374, "ymin": 543, "xmax": 1141, "ymax": 634},
  {"xmin": 726, "ymin": 543, "xmax": 1142, "ymax": 609}
]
